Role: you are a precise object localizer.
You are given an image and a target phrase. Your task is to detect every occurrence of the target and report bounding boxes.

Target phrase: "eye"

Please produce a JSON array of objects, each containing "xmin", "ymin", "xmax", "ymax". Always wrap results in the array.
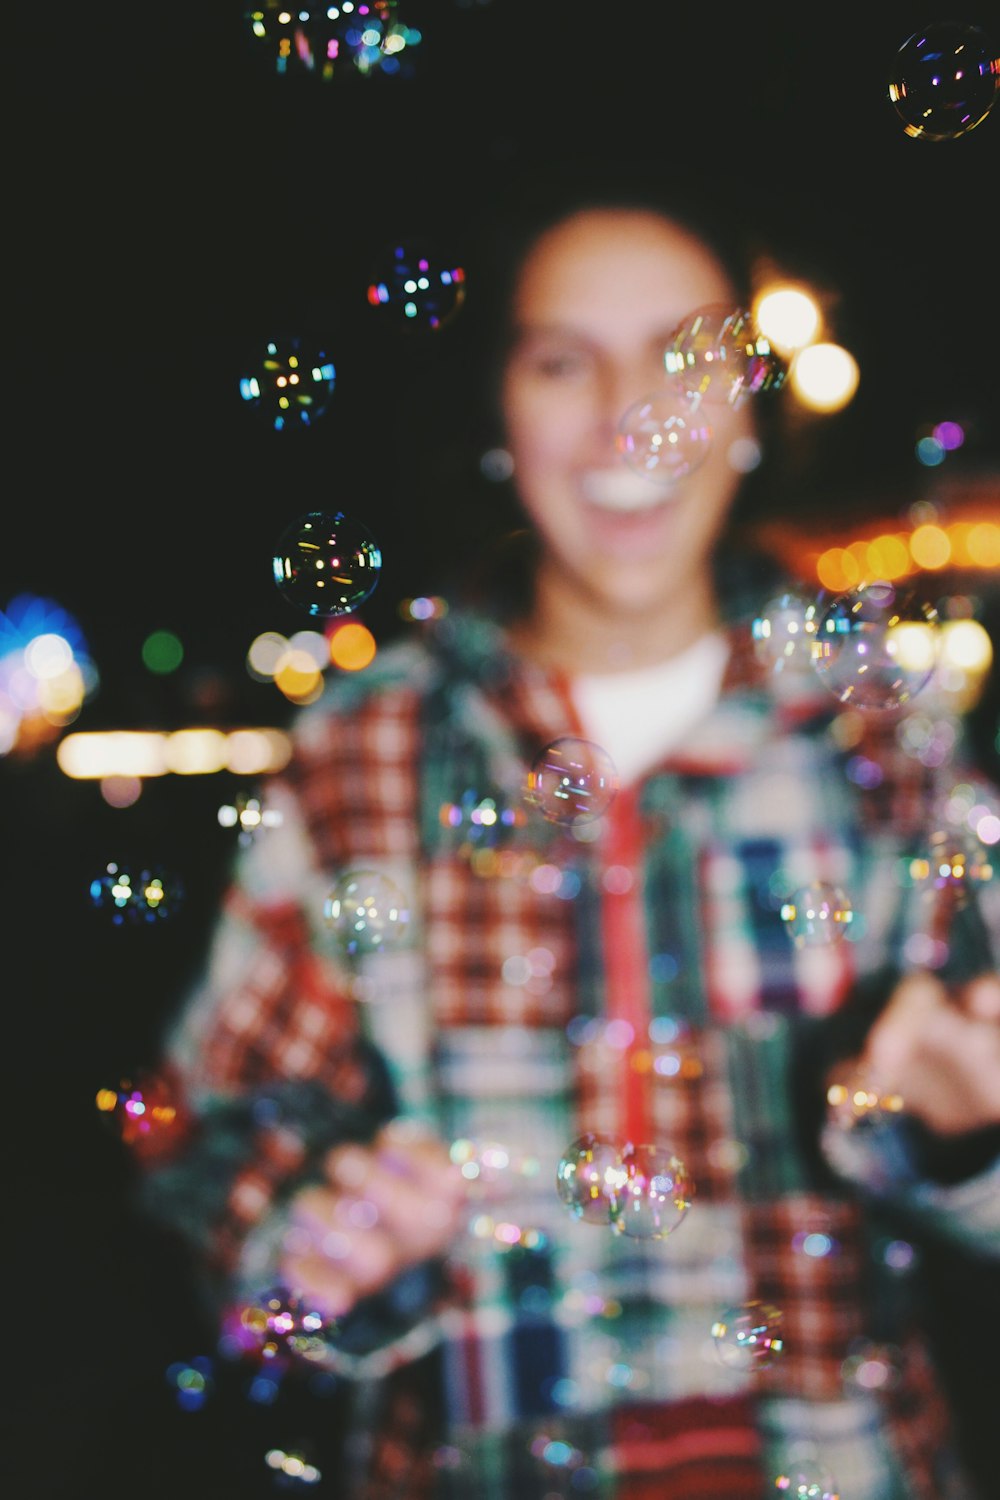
[{"xmin": 517, "ymin": 346, "xmax": 594, "ymax": 381}]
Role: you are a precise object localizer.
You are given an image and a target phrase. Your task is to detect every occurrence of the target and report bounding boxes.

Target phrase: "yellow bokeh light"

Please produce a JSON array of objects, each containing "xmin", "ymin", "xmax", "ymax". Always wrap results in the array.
[
  {"xmin": 753, "ymin": 284, "xmax": 821, "ymax": 353},
  {"xmin": 909, "ymin": 524, "xmax": 952, "ymax": 571},
  {"xmin": 789, "ymin": 342, "xmax": 860, "ymax": 413},
  {"xmin": 329, "ymin": 621, "xmax": 377, "ymax": 672}
]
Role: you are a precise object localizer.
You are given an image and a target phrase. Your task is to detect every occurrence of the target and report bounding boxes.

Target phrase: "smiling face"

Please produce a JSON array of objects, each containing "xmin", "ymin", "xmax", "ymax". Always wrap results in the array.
[{"xmin": 500, "ymin": 206, "xmax": 755, "ymax": 670}]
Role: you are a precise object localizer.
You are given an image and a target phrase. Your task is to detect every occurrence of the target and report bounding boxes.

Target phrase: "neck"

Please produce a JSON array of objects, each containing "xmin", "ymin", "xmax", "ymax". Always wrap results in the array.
[{"xmin": 508, "ymin": 564, "xmax": 722, "ymax": 675}]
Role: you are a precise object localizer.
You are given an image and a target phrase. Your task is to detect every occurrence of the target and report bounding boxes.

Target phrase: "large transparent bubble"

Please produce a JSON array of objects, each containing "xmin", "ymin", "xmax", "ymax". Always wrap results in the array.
[
  {"xmin": 888, "ymin": 22, "xmax": 1000, "ymax": 141},
  {"xmin": 810, "ymin": 580, "xmax": 940, "ymax": 710},
  {"xmin": 272, "ymin": 511, "xmax": 382, "ymax": 618},
  {"xmin": 524, "ymin": 737, "xmax": 619, "ymax": 826},
  {"xmin": 615, "ymin": 388, "xmax": 713, "ymax": 485},
  {"xmin": 664, "ymin": 303, "xmax": 787, "ymax": 406}
]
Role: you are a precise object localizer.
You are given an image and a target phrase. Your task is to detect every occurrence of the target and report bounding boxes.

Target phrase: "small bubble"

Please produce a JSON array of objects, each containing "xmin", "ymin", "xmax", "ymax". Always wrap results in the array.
[
  {"xmin": 525, "ymin": 737, "xmax": 618, "ymax": 826},
  {"xmin": 324, "ymin": 869, "xmax": 411, "ymax": 956},
  {"xmin": 780, "ymin": 882, "xmax": 853, "ymax": 948},
  {"xmin": 711, "ymin": 1300, "xmax": 784, "ymax": 1371}
]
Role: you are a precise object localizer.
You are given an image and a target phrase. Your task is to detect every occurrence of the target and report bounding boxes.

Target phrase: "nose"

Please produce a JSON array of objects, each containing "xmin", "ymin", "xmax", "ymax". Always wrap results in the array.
[{"xmin": 596, "ymin": 360, "xmax": 658, "ymax": 449}]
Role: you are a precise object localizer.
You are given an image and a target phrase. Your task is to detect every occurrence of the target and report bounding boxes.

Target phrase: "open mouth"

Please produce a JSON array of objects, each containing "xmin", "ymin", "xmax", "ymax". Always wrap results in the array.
[{"xmin": 579, "ymin": 468, "xmax": 681, "ymax": 513}]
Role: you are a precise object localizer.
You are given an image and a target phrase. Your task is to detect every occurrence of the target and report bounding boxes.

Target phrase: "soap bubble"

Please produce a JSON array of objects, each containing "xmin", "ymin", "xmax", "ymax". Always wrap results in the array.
[
  {"xmin": 324, "ymin": 869, "xmax": 411, "ymax": 955},
  {"xmin": 615, "ymin": 389, "xmax": 713, "ymax": 485},
  {"xmin": 272, "ymin": 511, "xmax": 382, "ymax": 618},
  {"xmin": 888, "ymin": 23, "xmax": 999, "ymax": 141},
  {"xmin": 780, "ymin": 882, "xmax": 854, "ymax": 948},
  {"xmin": 239, "ymin": 1288, "xmax": 333, "ymax": 1364},
  {"xmin": 555, "ymin": 1132, "xmax": 626, "ymax": 1225},
  {"xmin": 89, "ymin": 860, "xmax": 184, "ymax": 924},
  {"xmin": 664, "ymin": 303, "xmax": 788, "ymax": 406},
  {"xmin": 609, "ymin": 1142, "xmax": 693, "ymax": 1240},
  {"xmin": 525, "ymin": 737, "xmax": 618, "ymax": 825},
  {"xmin": 907, "ymin": 827, "xmax": 994, "ymax": 899},
  {"xmin": 752, "ymin": 590, "xmax": 821, "ymax": 675},
  {"xmin": 238, "ymin": 337, "xmax": 337, "ymax": 430},
  {"xmin": 774, "ymin": 1457, "xmax": 840, "ymax": 1499},
  {"xmin": 810, "ymin": 581, "xmax": 940, "ymax": 711},
  {"xmin": 217, "ymin": 791, "xmax": 284, "ymax": 846},
  {"xmin": 712, "ymin": 1300, "xmax": 785, "ymax": 1371},
  {"xmin": 366, "ymin": 239, "xmax": 466, "ymax": 332},
  {"xmin": 825, "ymin": 1070, "xmax": 904, "ymax": 1132}
]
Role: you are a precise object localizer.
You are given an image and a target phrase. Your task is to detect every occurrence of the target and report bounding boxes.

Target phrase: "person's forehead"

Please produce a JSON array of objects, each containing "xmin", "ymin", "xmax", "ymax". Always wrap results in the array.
[{"xmin": 511, "ymin": 207, "xmax": 736, "ymax": 331}]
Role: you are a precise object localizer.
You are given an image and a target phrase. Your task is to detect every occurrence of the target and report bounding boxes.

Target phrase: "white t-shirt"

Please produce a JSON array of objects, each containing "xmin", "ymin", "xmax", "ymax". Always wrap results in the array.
[{"xmin": 571, "ymin": 631, "xmax": 730, "ymax": 787}]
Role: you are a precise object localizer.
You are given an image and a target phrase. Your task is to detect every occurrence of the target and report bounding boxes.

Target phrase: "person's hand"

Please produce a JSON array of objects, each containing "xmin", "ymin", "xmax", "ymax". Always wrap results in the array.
[
  {"xmin": 831, "ymin": 969, "xmax": 1000, "ymax": 1138},
  {"xmin": 278, "ymin": 1119, "xmax": 467, "ymax": 1320}
]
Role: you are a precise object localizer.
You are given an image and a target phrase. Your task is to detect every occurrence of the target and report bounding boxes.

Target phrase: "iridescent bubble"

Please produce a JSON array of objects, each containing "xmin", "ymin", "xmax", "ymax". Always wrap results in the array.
[
  {"xmin": 752, "ymin": 590, "xmax": 821, "ymax": 675},
  {"xmin": 711, "ymin": 1300, "xmax": 785, "ymax": 1371},
  {"xmin": 366, "ymin": 239, "xmax": 466, "ymax": 331},
  {"xmin": 238, "ymin": 337, "xmax": 337, "ymax": 430},
  {"xmin": 217, "ymin": 791, "xmax": 284, "ymax": 846},
  {"xmin": 272, "ymin": 511, "xmax": 382, "ymax": 618},
  {"xmin": 825, "ymin": 1070, "xmax": 904, "ymax": 1132},
  {"xmin": 555, "ymin": 1132, "xmax": 626, "ymax": 1226},
  {"xmin": 907, "ymin": 827, "xmax": 994, "ymax": 899},
  {"xmin": 89, "ymin": 860, "xmax": 183, "ymax": 924},
  {"xmin": 240, "ymin": 1288, "xmax": 333, "ymax": 1364},
  {"xmin": 664, "ymin": 303, "xmax": 788, "ymax": 406},
  {"xmin": 95, "ymin": 1068, "xmax": 179, "ymax": 1151},
  {"xmin": 608, "ymin": 1142, "xmax": 693, "ymax": 1240},
  {"xmin": 324, "ymin": 869, "xmax": 411, "ymax": 955},
  {"xmin": 888, "ymin": 23, "xmax": 999, "ymax": 141},
  {"xmin": 525, "ymin": 737, "xmax": 619, "ymax": 825},
  {"xmin": 780, "ymin": 882, "xmax": 854, "ymax": 948},
  {"xmin": 614, "ymin": 388, "xmax": 713, "ymax": 485},
  {"xmin": 774, "ymin": 1457, "xmax": 840, "ymax": 1499},
  {"xmin": 438, "ymin": 786, "xmax": 528, "ymax": 859},
  {"xmin": 810, "ymin": 580, "xmax": 940, "ymax": 710}
]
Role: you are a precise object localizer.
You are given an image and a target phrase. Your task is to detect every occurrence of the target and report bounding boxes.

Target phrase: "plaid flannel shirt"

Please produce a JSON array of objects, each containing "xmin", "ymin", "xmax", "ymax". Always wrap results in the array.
[{"xmin": 139, "ymin": 578, "xmax": 1000, "ymax": 1500}]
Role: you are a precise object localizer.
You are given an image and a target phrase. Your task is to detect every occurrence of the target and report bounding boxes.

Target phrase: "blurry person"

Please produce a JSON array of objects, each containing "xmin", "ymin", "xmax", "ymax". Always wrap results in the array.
[{"xmin": 136, "ymin": 161, "xmax": 1000, "ymax": 1499}]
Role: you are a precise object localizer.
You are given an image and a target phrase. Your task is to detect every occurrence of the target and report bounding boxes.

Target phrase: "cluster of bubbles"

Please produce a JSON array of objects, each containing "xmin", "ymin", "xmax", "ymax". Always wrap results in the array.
[
  {"xmin": 555, "ymin": 1132, "xmax": 693, "ymax": 1240},
  {"xmin": 89, "ymin": 860, "xmax": 183, "ymax": 925},
  {"xmin": 95, "ymin": 1069, "xmax": 179, "ymax": 1149},
  {"xmin": 246, "ymin": 0, "xmax": 423, "ymax": 82},
  {"xmin": 754, "ymin": 579, "xmax": 943, "ymax": 713},
  {"xmin": 779, "ymin": 881, "xmax": 854, "ymax": 949},
  {"xmin": 888, "ymin": 22, "xmax": 999, "ymax": 141},
  {"xmin": 615, "ymin": 301, "xmax": 786, "ymax": 491},
  {"xmin": 524, "ymin": 737, "xmax": 619, "ymax": 826},
  {"xmin": 272, "ymin": 511, "xmax": 383, "ymax": 618},
  {"xmin": 237, "ymin": 1289, "xmax": 333, "ymax": 1364},
  {"xmin": 218, "ymin": 790, "xmax": 285, "ymax": 845},
  {"xmin": 324, "ymin": 868, "xmax": 411, "ymax": 955},
  {"xmin": 438, "ymin": 787, "xmax": 528, "ymax": 864},
  {"xmin": 907, "ymin": 826, "xmax": 994, "ymax": 900},
  {"xmin": 774, "ymin": 1455, "xmax": 840, "ymax": 1499},
  {"xmin": 825, "ymin": 1071, "xmax": 905, "ymax": 1132}
]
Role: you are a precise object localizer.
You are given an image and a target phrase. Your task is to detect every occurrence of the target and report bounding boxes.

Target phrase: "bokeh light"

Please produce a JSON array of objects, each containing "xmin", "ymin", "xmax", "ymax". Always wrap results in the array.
[
  {"xmin": 524, "ymin": 737, "xmax": 619, "ymax": 825},
  {"xmin": 0, "ymin": 592, "xmax": 97, "ymax": 755},
  {"xmin": 141, "ymin": 629, "xmax": 184, "ymax": 675},
  {"xmin": 96, "ymin": 1069, "xmax": 179, "ymax": 1151},
  {"xmin": 239, "ymin": 337, "xmax": 337, "ymax": 430},
  {"xmin": 787, "ymin": 342, "xmax": 859, "ymax": 413},
  {"xmin": 327, "ymin": 619, "xmax": 377, "ymax": 671},
  {"xmin": 753, "ymin": 285, "xmax": 821, "ymax": 354},
  {"xmin": 888, "ymin": 22, "xmax": 1000, "ymax": 141},
  {"xmin": 218, "ymin": 790, "xmax": 284, "ymax": 845},
  {"xmin": 774, "ymin": 1457, "xmax": 840, "ymax": 1499},
  {"xmin": 246, "ymin": 1, "xmax": 422, "ymax": 82},
  {"xmin": 272, "ymin": 511, "xmax": 382, "ymax": 618},
  {"xmin": 324, "ymin": 869, "xmax": 411, "ymax": 955}
]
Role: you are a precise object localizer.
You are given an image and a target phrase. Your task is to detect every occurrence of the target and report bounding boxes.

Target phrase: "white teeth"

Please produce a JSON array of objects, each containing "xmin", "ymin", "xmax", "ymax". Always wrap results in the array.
[{"xmin": 580, "ymin": 469, "xmax": 676, "ymax": 512}]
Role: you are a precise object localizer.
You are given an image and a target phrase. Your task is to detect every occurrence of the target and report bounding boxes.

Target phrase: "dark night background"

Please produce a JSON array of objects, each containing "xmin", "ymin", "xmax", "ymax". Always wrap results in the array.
[{"xmin": 3, "ymin": 4, "xmax": 999, "ymax": 1496}]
